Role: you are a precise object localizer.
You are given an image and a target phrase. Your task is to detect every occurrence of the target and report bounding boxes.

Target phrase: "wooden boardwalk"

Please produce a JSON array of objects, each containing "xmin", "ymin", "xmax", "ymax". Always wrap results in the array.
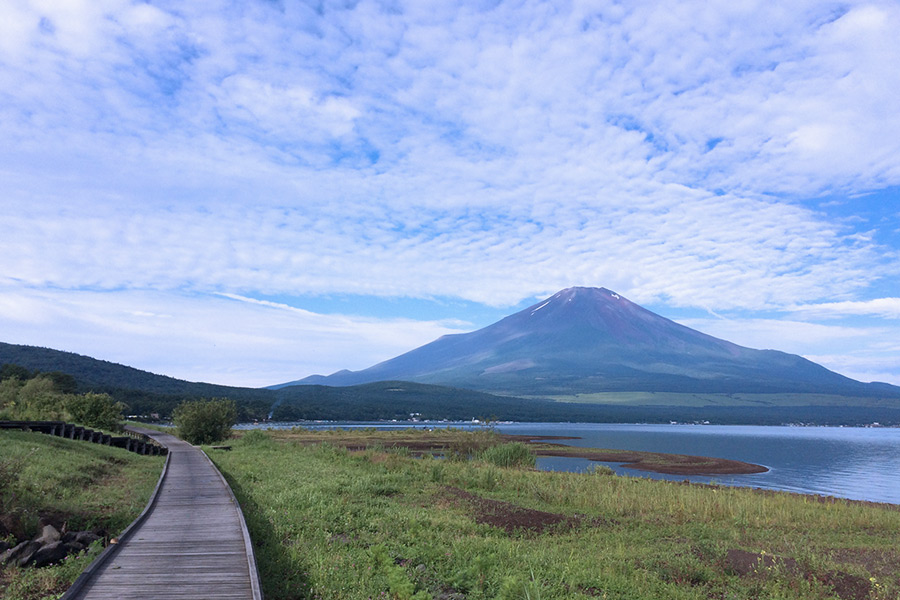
[{"xmin": 64, "ymin": 428, "xmax": 262, "ymax": 600}]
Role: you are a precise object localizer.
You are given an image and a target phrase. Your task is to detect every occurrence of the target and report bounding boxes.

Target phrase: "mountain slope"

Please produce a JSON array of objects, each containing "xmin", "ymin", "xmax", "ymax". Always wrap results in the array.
[{"xmin": 290, "ymin": 287, "xmax": 899, "ymax": 398}]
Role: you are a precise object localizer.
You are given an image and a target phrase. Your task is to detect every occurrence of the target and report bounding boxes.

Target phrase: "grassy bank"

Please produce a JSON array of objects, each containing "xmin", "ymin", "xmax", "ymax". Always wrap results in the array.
[
  {"xmin": 0, "ymin": 430, "xmax": 163, "ymax": 600},
  {"xmin": 210, "ymin": 428, "xmax": 899, "ymax": 600}
]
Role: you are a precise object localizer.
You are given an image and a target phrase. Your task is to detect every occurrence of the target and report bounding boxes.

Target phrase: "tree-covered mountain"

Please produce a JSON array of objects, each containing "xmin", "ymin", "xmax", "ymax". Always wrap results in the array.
[
  {"xmin": 289, "ymin": 287, "xmax": 900, "ymax": 400},
  {"xmin": 0, "ymin": 341, "xmax": 273, "ymax": 420},
  {"xmin": 3, "ymin": 340, "xmax": 899, "ymax": 425}
]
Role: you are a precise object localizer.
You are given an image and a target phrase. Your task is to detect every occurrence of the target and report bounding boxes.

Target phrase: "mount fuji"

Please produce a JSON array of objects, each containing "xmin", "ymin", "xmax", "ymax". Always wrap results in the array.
[{"xmin": 283, "ymin": 287, "xmax": 899, "ymax": 399}]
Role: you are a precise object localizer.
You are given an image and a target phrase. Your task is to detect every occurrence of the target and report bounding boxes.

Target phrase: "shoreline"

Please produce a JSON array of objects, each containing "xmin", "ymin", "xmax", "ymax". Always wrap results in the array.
[{"xmin": 502, "ymin": 433, "xmax": 770, "ymax": 475}]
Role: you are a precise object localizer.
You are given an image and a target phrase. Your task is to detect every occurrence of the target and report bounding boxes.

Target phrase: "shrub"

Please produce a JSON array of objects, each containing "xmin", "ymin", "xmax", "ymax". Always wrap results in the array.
[
  {"xmin": 173, "ymin": 398, "xmax": 237, "ymax": 445},
  {"xmin": 478, "ymin": 442, "xmax": 536, "ymax": 469},
  {"xmin": 239, "ymin": 428, "xmax": 273, "ymax": 447},
  {"xmin": 67, "ymin": 392, "xmax": 125, "ymax": 431},
  {"xmin": 447, "ymin": 429, "xmax": 498, "ymax": 461},
  {"xmin": 17, "ymin": 376, "xmax": 68, "ymax": 421}
]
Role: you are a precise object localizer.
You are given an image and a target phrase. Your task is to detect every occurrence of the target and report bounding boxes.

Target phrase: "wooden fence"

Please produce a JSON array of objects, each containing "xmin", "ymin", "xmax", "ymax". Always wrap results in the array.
[{"xmin": 0, "ymin": 420, "xmax": 167, "ymax": 455}]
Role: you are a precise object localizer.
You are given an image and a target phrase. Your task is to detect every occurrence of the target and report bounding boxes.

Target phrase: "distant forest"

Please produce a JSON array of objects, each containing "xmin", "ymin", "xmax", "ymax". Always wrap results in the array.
[{"xmin": 2, "ymin": 342, "xmax": 898, "ymax": 426}]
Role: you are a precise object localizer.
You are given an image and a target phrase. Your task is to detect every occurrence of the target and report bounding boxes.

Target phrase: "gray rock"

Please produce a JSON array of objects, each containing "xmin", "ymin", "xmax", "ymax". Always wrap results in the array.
[
  {"xmin": 35, "ymin": 525, "xmax": 61, "ymax": 545},
  {"xmin": 30, "ymin": 541, "xmax": 69, "ymax": 568},
  {"xmin": 1, "ymin": 540, "xmax": 41, "ymax": 567}
]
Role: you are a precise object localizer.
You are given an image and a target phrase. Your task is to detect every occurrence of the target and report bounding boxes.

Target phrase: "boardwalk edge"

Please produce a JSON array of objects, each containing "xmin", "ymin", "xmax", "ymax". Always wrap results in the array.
[
  {"xmin": 201, "ymin": 448, "xmax": 265, "ymax": 600},
  {"xmin": 60, "ymin": 446, "xmax": 171, "ymax": 599}
]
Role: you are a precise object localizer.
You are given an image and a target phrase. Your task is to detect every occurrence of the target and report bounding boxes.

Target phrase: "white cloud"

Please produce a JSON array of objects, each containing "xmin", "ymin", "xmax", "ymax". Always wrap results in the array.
[
  {"xmin": 1, "ymin": 0, "xmax": 899, "ymax": 386},
  {"xmin": 678, "ymin": 316, "xmax": 900, "ymax": 385},
  {"xmin": 787, "ymin": 298, "xmax": 900, "ymax": 319},
  {"xmin": 216, "ymin": 74, "xmax": 360, "ymax": 140},
  {"xmin": 0, "ymin": 186, "xmax": 885, "ymax": 311},
  {"xmin": 0, "ymin": 287, "xmax": 464, "ymax": 387}
]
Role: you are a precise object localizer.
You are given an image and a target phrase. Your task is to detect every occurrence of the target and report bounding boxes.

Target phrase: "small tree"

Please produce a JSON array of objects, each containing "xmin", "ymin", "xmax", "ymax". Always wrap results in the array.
[
  {"xmin": 17, "ymin": 376, "xmax": 68, "ymax": 421},
  {"xmin": 173, "ymin": 398, "xmax": 237, "ymax": 445},
  {"xmin": 67, "ymin": 392, "xmax": 125, "ymax": 431}
]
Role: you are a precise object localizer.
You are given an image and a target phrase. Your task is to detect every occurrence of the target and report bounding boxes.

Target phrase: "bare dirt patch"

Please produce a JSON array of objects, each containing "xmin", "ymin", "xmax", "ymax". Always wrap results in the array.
[
  {"xmin": 438, "ymin": 486, "xmax": 595, "ymax": 534},
  {"xmin": 828, "ymin": 547, "xmax": 900, "ymax": 579},
  {"xmin": 725, "ymin": 548, "xmax": 800, "ymax": 577},
  {"xmin": 725, "ymin": 549, "xmax": 876, "ymax": 600}
]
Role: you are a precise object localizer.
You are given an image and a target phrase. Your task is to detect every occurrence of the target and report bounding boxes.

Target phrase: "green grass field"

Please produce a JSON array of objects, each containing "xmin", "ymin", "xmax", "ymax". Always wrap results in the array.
[
  {"xmin": 0, "ymin": 431, "xmax": 163, "ymax": 600},
  {"xmin": 210, "ymin": 428, "xmax": 900, "ymax": 600}
]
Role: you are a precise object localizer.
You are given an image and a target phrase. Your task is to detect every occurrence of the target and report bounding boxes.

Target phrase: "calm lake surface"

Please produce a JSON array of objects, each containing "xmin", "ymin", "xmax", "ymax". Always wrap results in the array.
[{"xmin": 244, "ymin": 422, "xmax": 900, "ymax": 505}]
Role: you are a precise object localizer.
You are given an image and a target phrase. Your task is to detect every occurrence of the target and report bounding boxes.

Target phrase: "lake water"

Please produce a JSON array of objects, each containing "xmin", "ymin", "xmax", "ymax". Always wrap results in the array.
[{"xmin": 242, "ymin": 421, "xmax": 900, "ymax": 505}]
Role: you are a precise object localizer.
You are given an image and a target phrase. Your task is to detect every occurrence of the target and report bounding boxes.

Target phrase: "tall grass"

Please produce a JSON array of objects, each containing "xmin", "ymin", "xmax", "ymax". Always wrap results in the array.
[
  {"xmin": 477, "ymin": 442, "xmax": 536, "ymax": 468},
  {"xmin": 211, "ymin": 430, "xmax": 900, "ymax": 600}
]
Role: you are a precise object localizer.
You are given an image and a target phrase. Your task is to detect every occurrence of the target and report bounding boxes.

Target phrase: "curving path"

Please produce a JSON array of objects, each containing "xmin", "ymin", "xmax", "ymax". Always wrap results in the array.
[{"xmin": 65, "ymin": 427, "xmax": 262, "ymax": 600}]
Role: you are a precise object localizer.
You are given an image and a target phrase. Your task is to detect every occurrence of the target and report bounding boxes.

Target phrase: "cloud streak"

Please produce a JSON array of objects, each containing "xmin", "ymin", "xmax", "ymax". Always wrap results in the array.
[{"xmin": 0, "ymin": 286, "xmax": 463, "ymax": 387}]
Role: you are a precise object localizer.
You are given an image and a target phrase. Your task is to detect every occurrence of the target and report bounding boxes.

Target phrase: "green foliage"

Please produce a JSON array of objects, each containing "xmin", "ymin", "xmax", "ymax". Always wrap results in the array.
[
  {"xmin": 477, "ymin": 442, "xmax": 536, "ymax": 469},
  {"xmin": 497, "ymin": 572, "xmax": 543, "ymax": 600},
  {"xmin": 0, "ymin": 432, "xmax": 161, "ymax": 599},
  {"xmin": 210, "ymin": 429, "xmax": 900, "ymax": 600},
  {"xmin": 370, "ymin": 544, "xmax": 431, "ymax": 600},
  {"xmin": 0, "ymin": 375, "xmax": 68, "ymax": 421},
  {"xmin": 174, "ymin": 398, "xmax": 237, "ymax": 444},
  {"xmin": 0, "ymin": 363, "xmax": 34, "ymax": 381},
  {"xmin": 67, "ymin": 392, "xmax": 125, "ymax": 431},
  {"xmin": 239, "ymin": 428, "xmax": 273, "ymax": 447},
  {"xmin": 0, "ymin": 374, "xmax": 124, "ymax": 429},
  {"xmin": 588, "ymin": 464, "xmax": 616, "ymax": 476},
  {"xmin": 446, "ymin": 427, "xmax": 498, "ymax": 461},
  {"xmin": 0, "ymin": 450, "xmax": 28, "ymax": 518},
  {"xmin": 5, "ymin": 346, "xmax": 900, "ymax": 425}
]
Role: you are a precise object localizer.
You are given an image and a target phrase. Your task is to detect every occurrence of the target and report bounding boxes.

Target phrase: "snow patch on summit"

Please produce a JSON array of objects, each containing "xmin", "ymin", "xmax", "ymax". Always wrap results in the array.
[
  {"xmin": 530, "ymin": 300, "xmax": 551, "ymax": 315},
  {"xmin": 482, "ymin": 359, "xmax": 536, "ymax": 374}
]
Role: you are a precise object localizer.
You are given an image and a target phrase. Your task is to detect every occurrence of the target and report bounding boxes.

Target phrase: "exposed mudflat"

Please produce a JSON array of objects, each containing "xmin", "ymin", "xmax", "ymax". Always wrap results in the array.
[
  {"xmin": 266, "ymin": 428, "xmax": 769, "ymax": 475},
  {"xmin": 503, "ymin": 434, "xmax": 769, "ymax": 475}
]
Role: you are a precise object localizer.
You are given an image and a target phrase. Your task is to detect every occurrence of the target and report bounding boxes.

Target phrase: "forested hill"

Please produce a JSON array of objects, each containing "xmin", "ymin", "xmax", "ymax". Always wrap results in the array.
[
  {"xmin": 0, "ymin": 341, "xmax": 549, "ymax": 421},
  {"xmin": 0, "ymin": 341, "xmax": 273, "ymax": 418},
  {"xmin": 3, "ymin": 341, "xmax": 899, "ymax": 426}
]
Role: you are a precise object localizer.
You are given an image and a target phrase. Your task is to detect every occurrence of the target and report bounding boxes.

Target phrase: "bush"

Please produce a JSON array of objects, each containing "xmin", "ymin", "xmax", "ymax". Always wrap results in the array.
[
  {"xmin": 67, "ymin": 392, "xmax": 125, "ymax": 431},
  {"xmin": 239, "ymin": 428, "xmax": 273, "ymax": 447},
  {"xmin": 478, "ymin": 442, "xmax": 536, "ymax": 468},
  {"xmin": 173, "ymin": 398, "xmax": 237, "ymax": 445}
]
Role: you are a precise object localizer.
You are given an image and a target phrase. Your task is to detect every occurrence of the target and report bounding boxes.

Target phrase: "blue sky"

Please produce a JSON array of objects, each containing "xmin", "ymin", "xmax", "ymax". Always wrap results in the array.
[{"xmin": 2, "ymin": 0, "xmax": 899, "ymax": 388}]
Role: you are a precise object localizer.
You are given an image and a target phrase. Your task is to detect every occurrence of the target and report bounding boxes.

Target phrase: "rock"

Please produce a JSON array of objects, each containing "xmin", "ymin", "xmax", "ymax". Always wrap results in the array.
[
  {"xmin": 35, "ymin": 525, "xmax": 61, "ymax": 545},
  {"xmin": 30, "ymin": 541, "xmax": 69, "ymax": 568},
  {"xmin": 0, "ymin": 527, "xmax": 102, "ymax": 569},
  {"xmin": 74, "ymin": 531, "xmax": 101, "ymax": 547},
  {"xmin": 1, "ymin": 540, "xmax": 41, "ymax": 567}
]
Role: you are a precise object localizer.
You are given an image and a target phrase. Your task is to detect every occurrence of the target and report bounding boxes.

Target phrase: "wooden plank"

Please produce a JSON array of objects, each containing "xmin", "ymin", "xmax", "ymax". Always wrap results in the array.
[{"xmin": 64, "ymin": 429, "xmax": 263, "ymax": 600}]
